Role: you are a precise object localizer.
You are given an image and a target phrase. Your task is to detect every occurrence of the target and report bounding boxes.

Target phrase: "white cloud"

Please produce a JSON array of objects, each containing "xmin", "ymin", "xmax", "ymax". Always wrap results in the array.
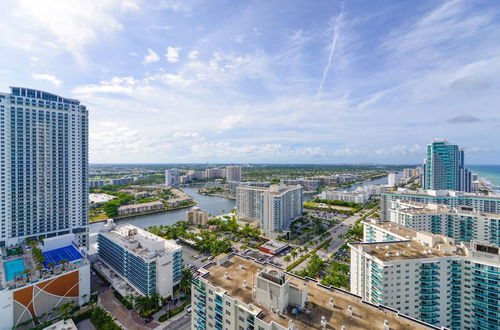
[
  {"xmin": 143, "ymin": 49, "xmax": 160, "ymax": 64},
  {"xmin": 72, "ymin": 76, "xmax": 151, "ymax": 95},
  {"xmin": 375, "ymin": 144, "xmax": 422, "ymax": 156},
  {"xmin": 32, "ymin": 73, "xmax": 62, "ymax": 86},
  {"xmin": 219, "ymin": 114, "xmax": 244, "ymax": 131},
  {"xmin": 165, "ymin": 46, "xmax": 180, "ymax": 63},
  {"xmin": 188, "ymin": 50, "xmax": 199, "ymax": 60},
  {"xmin": 5, "ymin": 0, "xmax": 140, "ymax": 63}
]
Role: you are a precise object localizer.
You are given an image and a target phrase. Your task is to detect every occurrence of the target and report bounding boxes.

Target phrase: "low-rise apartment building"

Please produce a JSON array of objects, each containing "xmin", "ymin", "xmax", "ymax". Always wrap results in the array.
[
  {"xmin": 186, "ymin": 207, "xmax": 209, "ymax": 227},
  {"xmin": 97, "ymin": 221, "xmax": 183, "ymax": 298},
  {"xmin": 117, "ymin": 201, "xmax": 164, "ymax": 215},
  {"xmin": 191, "ymin": 254, "xmax": 439, "ymax": 330},
  {"xmin": 319, "ymin": 190, "xmax": 369, "ymax": 204}
]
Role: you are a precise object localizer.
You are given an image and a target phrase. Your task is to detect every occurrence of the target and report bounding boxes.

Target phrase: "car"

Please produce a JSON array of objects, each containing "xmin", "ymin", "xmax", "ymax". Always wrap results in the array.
[
  {"xmin": 91, "ymin": 271, "xmax": 96, "ymax": 276},
  {"xmin": 207, "ymin": 256, "xmax": 214, "ymax": 260},
  {"xmin": 186, "ymin": 306, "xmax": 192, "ymax": 314}
]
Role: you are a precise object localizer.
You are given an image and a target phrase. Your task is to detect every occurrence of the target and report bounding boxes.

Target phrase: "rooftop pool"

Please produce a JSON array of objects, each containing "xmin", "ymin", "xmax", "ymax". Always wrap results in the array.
[{"xmin": 4, "ymin": 258, "xmax": 26, "ymax": 282}]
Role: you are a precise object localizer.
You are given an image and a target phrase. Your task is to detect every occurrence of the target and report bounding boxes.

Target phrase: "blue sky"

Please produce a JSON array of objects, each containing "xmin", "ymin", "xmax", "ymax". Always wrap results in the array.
[{"xmin": 0, "ymin": 0, "xmax": 499, "ymax": 164}]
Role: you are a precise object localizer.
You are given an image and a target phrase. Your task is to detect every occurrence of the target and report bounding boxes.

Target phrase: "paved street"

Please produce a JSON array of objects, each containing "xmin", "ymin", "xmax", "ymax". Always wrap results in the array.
[{"xmin": 161, "ymin": 312, "xmax": 191, "ymax": 330}]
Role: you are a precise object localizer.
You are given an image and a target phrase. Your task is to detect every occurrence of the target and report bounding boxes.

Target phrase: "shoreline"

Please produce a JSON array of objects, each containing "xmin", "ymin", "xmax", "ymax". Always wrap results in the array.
[{"xmin": 89, "ymin": 202, "xmax": 197, "ymax": 224}]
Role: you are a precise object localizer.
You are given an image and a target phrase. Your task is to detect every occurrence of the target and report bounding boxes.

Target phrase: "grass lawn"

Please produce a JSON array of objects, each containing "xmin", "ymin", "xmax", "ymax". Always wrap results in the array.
[
  {"xmin": 90, "ymin": 211, "xmax": 109, "ymax": 222},
  {"xmin": 304, "ymin": 201, "xmax": 354, "ymax": 211}
]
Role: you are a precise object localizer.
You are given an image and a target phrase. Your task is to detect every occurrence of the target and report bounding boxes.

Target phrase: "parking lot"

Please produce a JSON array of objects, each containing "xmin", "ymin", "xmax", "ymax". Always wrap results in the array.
[{"xmin": 182, "ymin": 246, "xmax": 211, "ymax": 269}]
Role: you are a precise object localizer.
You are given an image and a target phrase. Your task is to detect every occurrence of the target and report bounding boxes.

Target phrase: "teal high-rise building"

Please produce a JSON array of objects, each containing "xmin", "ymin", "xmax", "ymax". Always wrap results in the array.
[{"xmin": 423, "ymin": 139, "xmax": 472, "ymax": 192}]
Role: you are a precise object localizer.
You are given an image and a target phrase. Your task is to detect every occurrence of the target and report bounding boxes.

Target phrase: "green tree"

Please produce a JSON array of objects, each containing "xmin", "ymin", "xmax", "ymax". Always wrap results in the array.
[
  {"xmin": 180, "ymin": 268, "xmax": 194, "ymax": 294},
  {"xmin": 56, "ymin": 301, "xmax": 74, "ymax": 320}
]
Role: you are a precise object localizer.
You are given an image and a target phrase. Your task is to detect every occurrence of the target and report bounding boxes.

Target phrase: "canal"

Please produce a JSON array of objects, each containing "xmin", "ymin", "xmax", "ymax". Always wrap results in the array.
[{"xmin": 89, "ymin": 175, "xmax": 388, "ymax": 235}]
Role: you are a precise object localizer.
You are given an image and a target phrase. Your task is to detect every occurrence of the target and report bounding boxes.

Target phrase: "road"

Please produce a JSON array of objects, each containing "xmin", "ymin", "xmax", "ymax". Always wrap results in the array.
[{"xmin": 160, "ymin": 312, "xmax": 191, "ymax": 330}]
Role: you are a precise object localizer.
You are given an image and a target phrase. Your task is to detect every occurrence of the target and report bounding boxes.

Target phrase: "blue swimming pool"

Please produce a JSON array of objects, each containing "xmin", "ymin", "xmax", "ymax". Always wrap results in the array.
[
  {"xmin": 42, "ymin": 245, "xmax": 83, "ymax": 268},
  {"xmin": 4, "ymin": 259, "xmax": 26, "ymax": 281}
]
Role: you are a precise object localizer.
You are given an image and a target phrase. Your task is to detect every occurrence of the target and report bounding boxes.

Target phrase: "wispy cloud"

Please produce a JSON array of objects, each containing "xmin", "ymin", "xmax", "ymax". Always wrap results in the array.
[
  {"xmin": 447, "ymin": 114, "xmax": 480, "ymax": 124},
  {"xmin": 317, "ymin": 1, "xmax": 344, "ymax": 96}
]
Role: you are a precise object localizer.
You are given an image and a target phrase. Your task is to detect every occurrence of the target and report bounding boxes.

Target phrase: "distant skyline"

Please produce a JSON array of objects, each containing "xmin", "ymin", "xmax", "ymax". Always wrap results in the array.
[{"xmin": 0, "ymin": 0, "xmax": 499, "ymax": 164}]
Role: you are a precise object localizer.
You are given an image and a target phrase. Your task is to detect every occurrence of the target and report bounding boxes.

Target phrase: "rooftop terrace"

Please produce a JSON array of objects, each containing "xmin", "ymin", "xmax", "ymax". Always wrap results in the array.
[{"xmin": 202, "ymin": 254, "xmax": 436, "ymax": 329}]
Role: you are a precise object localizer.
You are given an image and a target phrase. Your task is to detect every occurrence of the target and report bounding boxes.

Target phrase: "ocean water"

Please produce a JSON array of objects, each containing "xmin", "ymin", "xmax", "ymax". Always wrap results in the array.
[{"xmin": 468, "ymin": 165, "xmax": 500, "ymax": 193}]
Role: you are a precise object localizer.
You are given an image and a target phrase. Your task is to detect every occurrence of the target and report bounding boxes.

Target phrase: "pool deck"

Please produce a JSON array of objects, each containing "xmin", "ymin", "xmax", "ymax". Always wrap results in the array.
[{"xmin": 0, "ymin": 242, "xmax": 88, "ymax": 290}]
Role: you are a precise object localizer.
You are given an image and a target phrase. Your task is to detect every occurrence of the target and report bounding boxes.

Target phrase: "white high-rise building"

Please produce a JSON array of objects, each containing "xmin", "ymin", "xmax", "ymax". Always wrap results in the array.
[
  {"xmin": 236, "ymin": 184, "xmax": 302, "ymax": 237},
  {"xmin": 387, "ymin": 200, "xmax": 500, "ymax": 246},
  {"xmin": 0, "ymin": 87, "xmax": 88, "ymax": 247},
  {"xmin": 165, "ymin": 168, "xmax": 180, "ymax": 186},
  {"xmin": 350, "ymin": 220, "xmax": 500, "ymax": 330},
  {"xmin": 98, "ymin": 221, "xmax": 183, "ymax": 298},
  {"xmin": 225, "ymin": 165, "xmax": 242, "ymax": 182},
  {"xmin": 388, "ymin": 172, "xmax": 400, "ymax": 187},
  {"xmin": 191, "ymin": 254, "xmax": 438, "ymax": 330}
]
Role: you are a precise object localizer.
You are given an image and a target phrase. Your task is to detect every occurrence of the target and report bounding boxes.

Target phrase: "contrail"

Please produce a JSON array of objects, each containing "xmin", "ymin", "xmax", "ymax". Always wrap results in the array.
[{"xmin": 317, "ymin": 2, "xmax": 344, "ymax": 96}]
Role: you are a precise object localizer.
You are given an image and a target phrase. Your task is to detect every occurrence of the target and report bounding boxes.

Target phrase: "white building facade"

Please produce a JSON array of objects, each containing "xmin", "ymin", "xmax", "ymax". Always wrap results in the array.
[
  {"xmin": 97, "ymin": 221, "xmax": 183, "ymax": 297},
  {"xmin": 387, "ymin": 200, "xmax": 500, "ymax": 246},
  {"xmin": 165, "ymin": 169, "xmax": 180, "ymax": 186},
  {"xmin": 0, "ymin": 87, "xmax": 88, "ymax": 247},
  {"xmin": 350, "ymin": 223, "xmax": 500, "ymax": 330},
  {"xmin": 225, "ymin": 166, "xmax": 242, "ymax": 182}
]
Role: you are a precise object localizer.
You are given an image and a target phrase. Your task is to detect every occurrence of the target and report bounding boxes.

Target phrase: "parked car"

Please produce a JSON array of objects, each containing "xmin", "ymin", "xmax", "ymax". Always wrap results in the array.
[{"xmin": 186, "ymin": 306, "xmax": 192, "ymax": 314}]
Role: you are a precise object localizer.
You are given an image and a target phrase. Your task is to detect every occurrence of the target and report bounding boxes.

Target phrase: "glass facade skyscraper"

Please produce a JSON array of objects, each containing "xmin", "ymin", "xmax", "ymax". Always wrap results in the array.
[
  {"xmin": 423, "ymin": 139, "xmax": 472, "ymax": 192},
  {"xmin": 0, "ymin": 87, "xmax": 88, "ymax": 247}
]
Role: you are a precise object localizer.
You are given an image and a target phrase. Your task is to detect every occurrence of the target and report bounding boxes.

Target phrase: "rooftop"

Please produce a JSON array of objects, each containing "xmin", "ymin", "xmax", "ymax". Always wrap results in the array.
[
  {"xmin": 394, "ymin": 201, "xmax": 500, "ymax": 218},
  {"xmin": 349, "ymin": 240, "xmax": 462, "ymax": 262},
  {"xmin": 202, "ymin": 254, "xmax": 435, "ymax": 329},
  {"xmin": 365, "ymin": 221, "xmax": 417, "ymax": 240},
  {"xmin": 384, "ymin": 188, "xmax": 500, "ymax": 200},
  {"xmin": 100, "ymin": 222, "xmax": 180, "ymax": 259}
]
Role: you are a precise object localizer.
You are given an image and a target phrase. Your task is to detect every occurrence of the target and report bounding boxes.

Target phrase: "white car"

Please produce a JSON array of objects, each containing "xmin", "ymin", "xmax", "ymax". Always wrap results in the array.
[{"xmin": 186, "ymin": 306, "xmax": 192, "ymax": 314}]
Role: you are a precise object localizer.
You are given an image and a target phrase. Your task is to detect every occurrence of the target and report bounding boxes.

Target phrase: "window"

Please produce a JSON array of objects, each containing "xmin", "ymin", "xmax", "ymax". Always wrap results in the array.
[
  {"xmin": 226, "ymin": 302, "xmax": 231, "ymax": 306},
  {"xmin": 226, "ymin": 311, "xmax": 231, "ymax": 316}
]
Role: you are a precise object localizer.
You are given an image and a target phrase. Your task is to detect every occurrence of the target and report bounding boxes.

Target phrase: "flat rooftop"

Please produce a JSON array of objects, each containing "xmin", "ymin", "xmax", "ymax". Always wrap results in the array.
[
  {"xmin": 350, "ymin": 240, "xmax": 462, "ymax": 262},
  {"xmin": 100, "ymin": 223, "xmax": 180, "ymax": 259},
  {"xmin": 203, "ymin": 255, "xmax": 435, "ymax": 330},
  {"xmin": 384, "ymin": 189, "xmax": 500, "ymax": 200},
  {"xmin": 365, "ymin": 221, "xmax": 418, "ymax": 240}
]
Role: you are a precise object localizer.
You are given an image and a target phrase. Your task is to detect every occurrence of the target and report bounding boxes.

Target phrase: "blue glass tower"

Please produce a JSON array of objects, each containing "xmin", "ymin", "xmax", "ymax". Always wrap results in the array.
[{"xmin": 423, "ymin": 139, "xmax": 472, "ymax": 192}]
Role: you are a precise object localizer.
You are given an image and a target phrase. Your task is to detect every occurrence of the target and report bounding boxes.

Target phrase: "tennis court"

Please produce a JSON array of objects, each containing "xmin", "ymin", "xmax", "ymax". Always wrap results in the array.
[{"xmin": 42, "ymin": 245, "xmax": 83, "ymax": 268}]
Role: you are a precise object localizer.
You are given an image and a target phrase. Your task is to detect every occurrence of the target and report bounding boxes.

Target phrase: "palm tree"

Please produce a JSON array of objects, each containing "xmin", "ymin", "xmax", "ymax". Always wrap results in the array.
[
  {"xmin": 57, "ymin": 301, "xmax": 74, "ymax": 319},
  {"xmin": 284, "ymin": 255, "xmax": 291, "ymax": 265},
  {"xmin": 134, "ymin": 296, "xmax": 151, "ymax": 317},
  {"xmin": 150, "ymin": 292, "xmax": 161, "ymax": 309},
  {"xmin": 290, "ymin": 250, "xmax": 298, "ymax": 260},
  {"xmin": 180, "ymin": 268, "xmax": 193, "ymax": 294}
]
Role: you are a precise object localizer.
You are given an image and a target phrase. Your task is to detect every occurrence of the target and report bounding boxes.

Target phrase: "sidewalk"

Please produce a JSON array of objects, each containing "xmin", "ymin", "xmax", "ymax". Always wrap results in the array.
[{"xmin": 98, "ymin": 289, "xmax": 160, "ymax": 330}]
